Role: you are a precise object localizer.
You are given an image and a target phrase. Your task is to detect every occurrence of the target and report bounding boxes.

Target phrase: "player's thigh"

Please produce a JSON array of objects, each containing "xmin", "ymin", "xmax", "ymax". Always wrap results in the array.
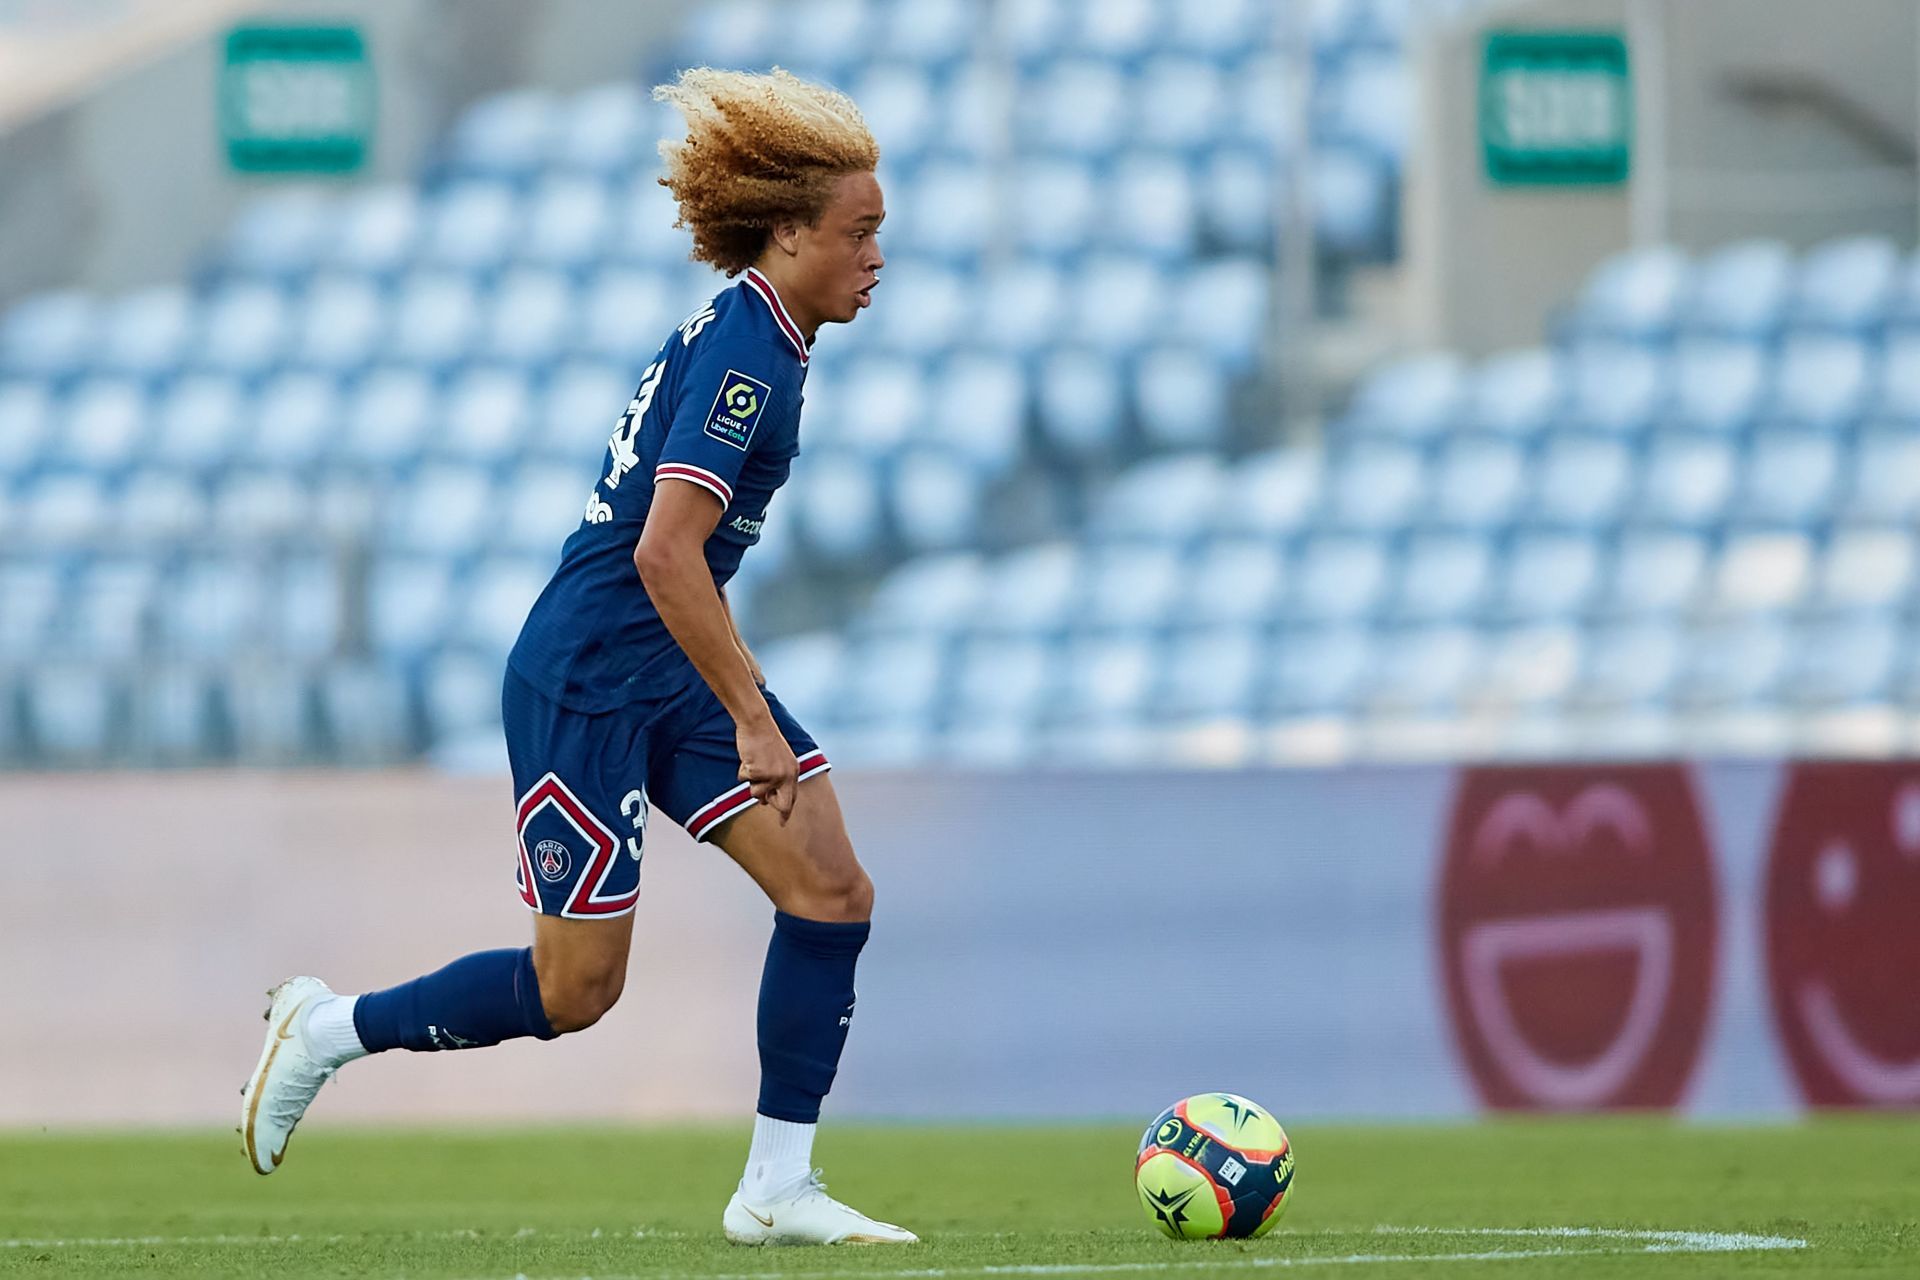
[{"xmin": 710, "ymin": 773, "xmax": 873, "ymax": 923}]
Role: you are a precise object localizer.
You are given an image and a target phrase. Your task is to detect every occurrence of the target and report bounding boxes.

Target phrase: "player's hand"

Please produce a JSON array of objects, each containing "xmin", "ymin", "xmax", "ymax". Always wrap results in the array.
[{"xmin": 737, "ymin": 716, "xmax": 799, "ymax": 823}]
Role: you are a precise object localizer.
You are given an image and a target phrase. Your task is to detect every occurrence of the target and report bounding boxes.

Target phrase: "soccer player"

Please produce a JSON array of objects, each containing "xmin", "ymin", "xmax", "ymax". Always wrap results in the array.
[{"xmin": 240, "ymin": 68, "xmax": 912, "ymax": 1247}]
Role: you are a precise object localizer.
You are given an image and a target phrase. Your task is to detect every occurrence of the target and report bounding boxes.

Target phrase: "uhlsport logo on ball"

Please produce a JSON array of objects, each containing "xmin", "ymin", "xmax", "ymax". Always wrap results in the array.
[{"xmin": 1134, "ymin": 1093, "xmax": 1295, "ymax": 1240}]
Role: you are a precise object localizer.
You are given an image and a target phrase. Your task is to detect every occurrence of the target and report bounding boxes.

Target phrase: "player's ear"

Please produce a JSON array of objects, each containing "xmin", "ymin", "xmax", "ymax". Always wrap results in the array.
[{"xmin": 767, "ymin": 217, "xmax": 804, "ymax": 258}]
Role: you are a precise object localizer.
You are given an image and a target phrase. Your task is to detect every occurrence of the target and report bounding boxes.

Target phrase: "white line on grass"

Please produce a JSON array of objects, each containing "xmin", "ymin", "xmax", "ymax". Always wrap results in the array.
[{"xmin": 1373, "ymin": 1226, "xmax": 1810, "ymax": 1252}]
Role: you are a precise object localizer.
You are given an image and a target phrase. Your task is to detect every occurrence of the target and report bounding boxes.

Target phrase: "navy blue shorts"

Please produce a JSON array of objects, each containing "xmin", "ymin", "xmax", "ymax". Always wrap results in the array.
[{"xmin": 502, "ymin": 666, "xmax": 828, "ymax": 919}]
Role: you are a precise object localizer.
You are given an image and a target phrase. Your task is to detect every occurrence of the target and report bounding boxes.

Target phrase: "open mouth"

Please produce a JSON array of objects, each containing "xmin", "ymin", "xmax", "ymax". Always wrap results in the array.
[{"xmin": 856, "ymin": 281, "xmax": 877, "ymax": 308}]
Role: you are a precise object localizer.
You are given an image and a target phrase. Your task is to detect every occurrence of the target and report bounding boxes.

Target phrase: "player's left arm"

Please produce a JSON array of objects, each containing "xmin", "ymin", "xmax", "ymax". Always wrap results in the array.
[{"xmin": 718, "ymin": 587, "xmax": 764, "ymax": 687}]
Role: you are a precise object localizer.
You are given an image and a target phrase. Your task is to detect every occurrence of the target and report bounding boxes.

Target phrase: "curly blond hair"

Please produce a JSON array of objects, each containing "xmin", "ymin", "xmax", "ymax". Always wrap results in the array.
[{"xmin": 652, "ymin": 67, "xmax": 879, "ymax": 276}]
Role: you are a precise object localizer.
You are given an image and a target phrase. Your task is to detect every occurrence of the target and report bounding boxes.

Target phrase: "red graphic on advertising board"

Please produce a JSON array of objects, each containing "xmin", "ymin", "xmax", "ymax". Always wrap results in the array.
[
  {"xmin": 1765, "ymin": 762, "xmax": 1920, "ymax": 1107},
  {"xmin": 1438, "ymin": 766, "xmax": 1718, "ymax": 1110}
]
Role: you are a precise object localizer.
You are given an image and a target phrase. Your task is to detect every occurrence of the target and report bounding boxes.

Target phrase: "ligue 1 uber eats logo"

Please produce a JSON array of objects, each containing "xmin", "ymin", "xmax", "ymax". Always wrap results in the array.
[
  {"xmin": 703, "ymin": 370, "xmax": 771, "ymax": 450},
  {"xmin": 1438, "ymin": 766, "xmax": 1718, "ymax": 1110}
]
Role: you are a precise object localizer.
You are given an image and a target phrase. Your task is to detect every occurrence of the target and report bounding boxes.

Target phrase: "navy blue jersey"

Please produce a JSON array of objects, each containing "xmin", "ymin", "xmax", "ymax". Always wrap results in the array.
[{"xmin": 509, "ymin": 268, "xmax": 811, "ymax": 712}]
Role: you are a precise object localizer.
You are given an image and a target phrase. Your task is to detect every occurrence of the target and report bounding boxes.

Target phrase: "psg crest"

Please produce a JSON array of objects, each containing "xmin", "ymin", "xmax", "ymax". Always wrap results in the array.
[{"xmin": 534, "ymin": 839, "xmax": 572, "ymax": 883}]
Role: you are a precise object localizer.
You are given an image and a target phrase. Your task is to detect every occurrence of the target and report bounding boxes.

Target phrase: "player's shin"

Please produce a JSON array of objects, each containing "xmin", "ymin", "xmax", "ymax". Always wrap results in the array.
[
  {"xmin": 350, "ymin": 947, "xmax": 558, "ymax": 1054},
  {"xmin": 745, "ymin": 911, "xmax": 869, "ymax": 1195}
]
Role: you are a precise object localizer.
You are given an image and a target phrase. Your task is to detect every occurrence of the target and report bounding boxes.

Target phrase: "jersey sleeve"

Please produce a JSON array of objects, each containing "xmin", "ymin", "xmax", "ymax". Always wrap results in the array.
[{"xmin": 654, "ymin": 346, "xmax": 791, "ymax": 510}]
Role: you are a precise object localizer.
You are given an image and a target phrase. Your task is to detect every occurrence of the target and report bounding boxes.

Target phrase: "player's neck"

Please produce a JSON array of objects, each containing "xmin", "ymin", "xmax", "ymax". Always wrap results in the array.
[{"xmin": 748, "ymin": 259, "xmax": 821, "ymax": 344}]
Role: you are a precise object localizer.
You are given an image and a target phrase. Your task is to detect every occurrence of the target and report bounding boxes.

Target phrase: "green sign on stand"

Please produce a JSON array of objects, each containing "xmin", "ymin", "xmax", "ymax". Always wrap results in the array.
[
  {"xmin": 221, "ymin": 25, "xmax": 373, "ymax": 175},
  {"xmin": 1481, "ymin": 31, "xmax": 1631, "ymax": 187}
]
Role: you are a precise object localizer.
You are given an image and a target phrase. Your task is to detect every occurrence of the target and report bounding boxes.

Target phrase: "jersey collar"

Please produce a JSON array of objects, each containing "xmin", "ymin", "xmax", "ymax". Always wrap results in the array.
[{"xmin": 742, "ymin": 268, "xmax": 811, "ymax": 366}]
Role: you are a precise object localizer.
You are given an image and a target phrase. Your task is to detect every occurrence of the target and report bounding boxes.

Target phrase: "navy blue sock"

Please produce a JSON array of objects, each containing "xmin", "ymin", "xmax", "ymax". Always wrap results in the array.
[
  {"xmin": 352, "ymin": 947, "xmax": 557, "ymax": 1053},
  {"xmin": 756, "ymin": 911, "xmax": 871, "ymax": 1123}
]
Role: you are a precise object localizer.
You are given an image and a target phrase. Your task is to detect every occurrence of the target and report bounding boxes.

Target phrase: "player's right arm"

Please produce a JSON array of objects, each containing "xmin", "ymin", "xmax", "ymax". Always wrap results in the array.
[{"xmin": 633, "ymin": 483, "xmax": 797, "ymax": 820}]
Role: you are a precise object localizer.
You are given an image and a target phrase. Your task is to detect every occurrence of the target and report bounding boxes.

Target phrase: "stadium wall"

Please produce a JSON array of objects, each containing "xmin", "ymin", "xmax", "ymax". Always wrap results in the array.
[{"xmin": 4, "ymin": 762, "xmax": 1915, "ymax": 1127}]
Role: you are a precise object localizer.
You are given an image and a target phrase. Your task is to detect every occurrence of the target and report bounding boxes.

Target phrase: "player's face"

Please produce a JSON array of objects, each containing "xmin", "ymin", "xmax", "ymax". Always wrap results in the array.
[{"xmin": 793, "ymin": 170, "xmax": 886, "ymax": 328}]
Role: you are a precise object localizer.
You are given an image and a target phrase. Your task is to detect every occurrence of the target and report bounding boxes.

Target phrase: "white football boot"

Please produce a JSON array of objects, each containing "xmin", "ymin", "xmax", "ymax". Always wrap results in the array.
[
  {"xmin": 240, "ymin": 976, "xmax": 341, "ymax": 1175},
  {"xmin": 723, "ymin": 1170, "xmax": 919, "ymax": 1245}
]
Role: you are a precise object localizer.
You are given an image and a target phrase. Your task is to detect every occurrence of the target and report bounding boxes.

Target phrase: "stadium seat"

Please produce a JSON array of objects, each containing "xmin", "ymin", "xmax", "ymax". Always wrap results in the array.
[
  {"xmin": 1312, "ymin": 142, "xmax": 1394, "ymax": 260},
  {"xmin": 1844, "ymin": 427, "xmax": 1920, "ymax": 521},
  {"xmin": 1705, "ymin": 531, "xmax": 1813, "ymax": 615},
  {"xmin": 868, "ymin": 263, "xmax": 970, "ymax": 356},
  {"xmin": 440, "ymin": 367, "xmax": 534, "ymax": 465},
  {"xmin": 153, "ymin": 373, "xmax": 246, "ymax": 467},
  {"xmin": 1345, "ymin": 352, "xmax": 1465, "ymax": 442},
  {"xmin": 1869, "ymin": 332, "xmax": 1920, "ymax": 420},
  {"xmin": 198, "ymin": 283, "xmax": 290, "ymax": 374},
  {"xmin": 1218, "ymin": 447, "xmax": 1321, "ymax": 539},
  {"xmin": 1789, "ymin": 235, "xmax": 1898, "ymax": 333},
  {"xmin": 1181, "ymin": 537, "xmax": 1289, "ymax": 625},
  {"xmin": 890, "ymin": 447, "xmax": 986, "ymax": 552},
  {"xmin": 1562, "ymin": 341, "xmax": 1664, "ymax": 435},
  {"xmin": 497, "ymin": 463, "xmax": 588, "ymax": 555},
  {"xmin": 927, "ymin": 352, "xmax": 1025, "ymax": 471},
  {"xmin": 1323, "ymin": 441, "xmax": 1424, "ymax": 532},
  {"xmin": 223, "ymin": 190, "xmax": 332, "ymax": 280},
  {"xmin": 157, "ymin": 557, "xmax": 268, "ymax": 660},
  {"xmin": 1174, "ymin": 258, "xmax": 1270, "ymax": 370},
  {"xmin": 0, "ymin": 290, "xmax": 96, "ymax": 376},
  {"xmin": 1570, "ymin": 620, "xmax": 1684, "ymax": 707},
  {"xmin": 17, "ymin": 471, "xmax": 108, "ymax": 548},
  {"xmin": 1284, "ymin": 533, "xmax": 1391, "ymax": 623},
  {"xmin": 98, "ymin": 286, "xmax": 193, "ymax": 376},
  {"xmin": 1427, "ymin": 435, "xmax": 1526, "ymax": 529},
  {"xmin": 56, "ymin": 378, "xmax": 146, "ymax": 471},
  {"xmin": 978, "ymin": 542, "xmax": 1080, "ymax": 635},
  {"xmin": 949, "ymin": 634, "xmax": 1057, "ymax": 721},
  {"xmin": 551, "ymin": 83, "xmax": 646, "ymax": 177},
  {"xmin": 420, "ymin": 182, "xmax": 520, "ymax": 272},
  {"xmin": 1489, "ymin": 532, "xmax": 1603, "ymax": 623},
  {"xmin": 367, "ymin": 557, "xmax": 457, "ymax": 658},
  {"xmin": 1673, "ymin": 616, "xmax": 1791, "ymax": 706},
  {"xmin": 1388, "ymin": 533, "xmax": 1495, "ymax": 623},
  {"xmin": 342, "ymin": 367, "xmax": 437, "ymax": 467},
  {"xmin": 753, "ymin": 631, "xmax": 846, "ymax": 726},
  {"xmin": 1105, "ymin": 152, "xmax": 1199, "ymax": 260},
  {"xmin": 1013, "ymin": 155, "xmax": 1100, "ymax": 256},
  {"xmin": 448, "ymin": 90, "xmax": 559, "ymax": 181},
  {"xmin": 1323, "ymin": 53, "xmax": 1411, "ymax": 158},
  {"xmin": 1460, "ymin": 348, "xmax": 1561, "ymax": 438},
  {"xmin": 269, "ymin": 555, "xmax": 347, "ymax": 661},
  {"xmin": 863, "ymin": 553, "xmax": 986, "ymax": 633},
  {"xmin": 1055, "ymin": 631, "xmax": 1158, "ymax": 721},
  {"xmin": 1574, "ymin": 245, "xmax": 1689, "ymax": 341},
  {"xmin": 540, "ymin": 360, "xmax": 632, "ymax": 457},
  {"xmin": 0, "ymin": 380, "xmax": 51, "ymax": 473},
  {"xmin": 120, "ymin": 470, "xmax": 209, "ymax": 543},
  {"xmin": 880, "ymin": 0, "xmax": 971, "ymax": 66},
  {"xmin": 389, "ymin": 271, "xmax": 481, "ymax": 368},
  {"xmin": 133, "ymin": 664, "xmax": 222, "ymax": 763},
  {"xmin": 387, "ymin": 465, "xmax": 498, "ymax": 556},
  {"xmin": 485, "ymin": 269, "xmax": 576, "ymax": 366},
  {"xmin": 0, "ymin": 559, "xmax": 62, "ymax": 660},
  {"xmin": 1159, "ymin": 623, "xmax": 1267, "ymax": 721},
  {"xmin": 1531, "ymin": 433, "xmax": 1633, "ymax": 529},
  {"xmin": 840, "ymin": 632, "xmax": 948, "ymax": 724},
  {"xmin": 226, "ymin": 665, "xmax": 316, "ymax": 764},
  {"xmin": 1093, "ymin": 453, "xmax": 1227, "ymax": 542},
  {"xmin": 1679, "ymin": 238, "xmax": 1793, "ymax": 338},
  {"xmin": 1599, "ymin": 530, "xmax": 1709, "ymax": 617},
  {"xmin": 1468, "ymin": 623, "xmax": 1582, "ymax": 709},
  {"xmin": 420, "ymin": 650, "xmax": 503, "ymax": 745},
  {"xmin": 611, "ymin": 177, "xmax": 692, "ymax": 269},
  {"xmin": 1070, "ymin": 256, "xmax": 1165, "ymax": 355},
  {"xmin": 1735, "ymin": 429, "xmax": 1843, "ymax": 526},
  {"xmin": 1079, "ymin": 541, "xmax": 1184, "ymax": 629},
  {"xmin": 1768, "ymin": 334, "xmax": 1873, "ymax": 430},
  {"xmin": 1636, "ymin": 433, "xmax": 1736, "ymax": 528},
  {"xmin": 1668, "ymin": 338, "xmax": 1766, "ymax": 433},
  {"xmin": 1135, "ymin": 57, "xmax": 1229, "ymax": 152},
  {"xmin": 455, "ymin": 555, "xmax": 553, "ymax": 657},
  {"xmin": 325, "ymin": 184, "xmax": 422, "ymax": 274},
  {"xmin": 206, "ymin": 471, "xmax": 313, "ymax": 542},
  {"xmin": 853, "ymin": 62, "xmax": 935, "ymax": 161},
  {"xmin": 1267, "ymin": 624, "xmax": 1375, "ymax": 715},
  {"xmin": 247, "ymin": 371, "xmax": 340, "ymax": 467},
  {"xmin": 295, "ymin": 274, "xmax": 386, "ymax": 372},
  {"xmin": 1813, "ymin": 526, "xmax": 1915, "ymax": 610},
  {"xmin": 1134, "ymin": 346, "xmax": 1232, "ymax": 449},
  {"xmin": 25, "ymin": 665, "xmax": 119, "ymax": 762},
  {"xmin": 1197, "ymin": 145, "xmax": 1277, "ymax": 254},
  {"xmin": 792, "ymin": 452, "xmax": 885, "ymax": 559},
  {"xmin": 1171, "ymin": 0, "xmax": 1259, "ymax": 57},
  {"xmin": 1365, "ymin": 625, "xmax": 1481, "ymax": 713},
  {"xmin": 63, "ymin": 558, "xmax": 157, "ymax": 662},
  {"xmin": 1782, "ymin": 612, "xmax": 1900, "ymax": 707},
  {"xmin": 899, "ymin": 159, "xmax": 995, "ymax": 264},
  {"xmin": 1035, "ymin": 348, "xmax": 1127, "ymax": 455},
  {"xmin": 318, "ymin": 661, "xmax": 416, "ymax": 761},
  {"xmin": 836, "ymin": 357, "xmax": 923, "ymax": 454}
]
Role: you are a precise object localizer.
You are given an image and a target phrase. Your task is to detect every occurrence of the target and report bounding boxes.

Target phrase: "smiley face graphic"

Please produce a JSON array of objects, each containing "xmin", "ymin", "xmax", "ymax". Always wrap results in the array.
[
  {"xmin": 1765, "ymin": 763, "xmax": 1920, "ymax": 1107},
  {"xmin": 1438, "ymin": 765, "xmax": 1719, "ymax": 1110}
]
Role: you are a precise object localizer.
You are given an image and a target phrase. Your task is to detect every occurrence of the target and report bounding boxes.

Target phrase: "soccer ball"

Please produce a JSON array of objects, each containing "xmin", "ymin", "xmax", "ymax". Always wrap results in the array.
[{"xmin": 1134, "ymin": 1092, "xmax": 1296, "ymax": 1240}]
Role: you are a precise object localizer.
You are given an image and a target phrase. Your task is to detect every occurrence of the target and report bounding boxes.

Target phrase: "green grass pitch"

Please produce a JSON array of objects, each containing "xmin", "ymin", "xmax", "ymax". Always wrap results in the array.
[{"xmin": 2, "ymin": 1118, "xmax": 1915, "ymax": 1277}]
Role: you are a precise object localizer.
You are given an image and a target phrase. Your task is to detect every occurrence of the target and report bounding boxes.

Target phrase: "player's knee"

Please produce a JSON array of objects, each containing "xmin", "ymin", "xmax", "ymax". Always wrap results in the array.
[
  {"xmin": 787, "ymin": 862, "xmax": 873, "ymax": 923},
  {"xmin": 539, "ymin": 962, "xmax": 626, "ymax": 1035}
]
